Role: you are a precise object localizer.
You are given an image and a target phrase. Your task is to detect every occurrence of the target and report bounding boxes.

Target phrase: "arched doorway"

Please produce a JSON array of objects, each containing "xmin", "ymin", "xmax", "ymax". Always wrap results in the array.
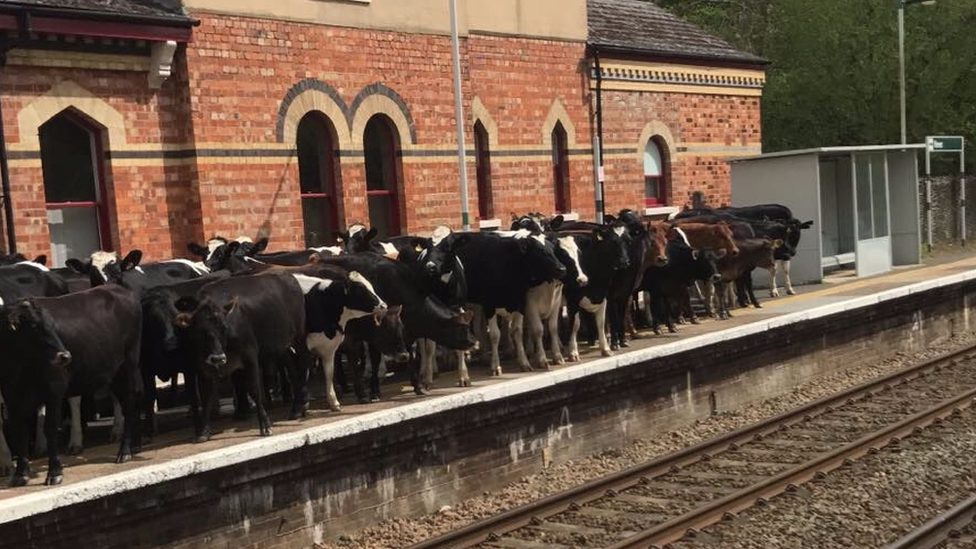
[
  {"xmin": 552, "ymin": 122, "xmax": 570, "ymax": 214},
  {"xmin": 643, "ymin": 138, "xmax": 670, "ymax": 207},
  {"xmin": 363, "ymin": 115, "xmax": 402, "ymax": 237},
  {"xmin": 474, "ymin": 120, "xmax": 493, "ymax": 220},
  {"xmin": 39, "ymin": 110, "xmax": 111, "ymax": 267},
  {"xmin": 297, "ymin": 112, "xmax": 341, "ymax": 247}
]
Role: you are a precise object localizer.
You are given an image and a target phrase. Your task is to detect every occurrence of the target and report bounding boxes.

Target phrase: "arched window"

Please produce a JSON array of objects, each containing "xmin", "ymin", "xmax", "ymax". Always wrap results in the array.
[
  {"xmin": 40, "ymin": 110, "xmax": 111, "ymax": 267},
  {"xmin": 552, "ymin": 122, "xmax": 570, "ymax": 214},
  {"xmin": 363, "ymin": 115, "xmax": 403, "ymax": 237},
  {"xmin": 474, "ymin": 120, "xmax": 493, "ymax": 220},
  {"xmin": 297, "ymin": 112, "xmax": 341, "ymax": 247},
  {"xmin": 644, "ymin": 138, "xmax": 670, "ymax": 207}
]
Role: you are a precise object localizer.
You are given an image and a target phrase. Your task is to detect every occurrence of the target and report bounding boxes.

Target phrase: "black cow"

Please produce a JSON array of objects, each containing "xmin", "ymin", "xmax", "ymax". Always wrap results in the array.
[
  {"xmin": 451, "ymin": 230, "xmax": 566, "ymax": 376},
  {"xmin": 0, "ymin": 284, "xmax": 142, "ymax": 486},
  {"xmin": 608, "ymin": 210, "xmax": 670, "ymax": 350},
  {"xmin": 336, "ymin": 224, "xmax": 378, "ymax": 253},
  {"xmin": 640, "ymin": 238, "xmax": 722, "ymax": 334},
  {"xmin": 187, "ymin": 237, "xmax": 267, "ymax": 273},
  {"xmin": 174, "ymin": 272, "xmax": 309, "ymax": 441},
  {"xmin": 342, "ymin": 306, "xmax": 409, "ymax": 403},
  {"xmin": 68, "ymin": 250, "xmax": 208, "ymax": 294},
  {"xmin": 139, "ymin": 272, "xmax": 231, "ymax": 438}
]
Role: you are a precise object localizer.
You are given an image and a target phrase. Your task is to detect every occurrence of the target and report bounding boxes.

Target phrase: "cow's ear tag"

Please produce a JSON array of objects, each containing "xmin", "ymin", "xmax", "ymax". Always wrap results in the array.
[
  {"xmin": 8, "ymin": 321, "xmax": 17, "ymax": 332},
  {"xmin": 597, "ymin": 234, "xmax": 603, "ymax": 241},
  {"xmin": 415, "ymin": 245, "xmax": 423, "ymax": 253}
]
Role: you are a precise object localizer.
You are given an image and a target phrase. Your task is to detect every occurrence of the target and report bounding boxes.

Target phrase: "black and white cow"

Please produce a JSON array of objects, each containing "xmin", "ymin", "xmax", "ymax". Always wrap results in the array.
[
  {"xmin": 187, "ymin": 236, "xmax": 267, "ymax": 273},
  {"xmin": 68, "ymin": 250, "xmax": 209, "ymax": 294},
  {"xmin": 174, "ymin": 272, "xmax": 310, "ymax": 441},
  {"xmin": 452, "ymin": 230, "xmax": 566, "ymax": 376},
  {"xmin": 0, "ymin": 284, "xmax": 142, "ymax": 486},
  {"xmin": 640, "ymin": 229, "xmax": 722, "ymax": 333},
  {"xmin": 560, "ymin": 225, "xmax": 631, "ymax": 360},
  {"xmin": 289, "ymin": 266, "xmax": 387, "ymax": 412},
  {"xmin": 312, "ymin": 253, "xmax": 478, "ymax": 392},
  {"xmin": 336, "ymin": 224, "xmax": 378, "ymax": 253}
]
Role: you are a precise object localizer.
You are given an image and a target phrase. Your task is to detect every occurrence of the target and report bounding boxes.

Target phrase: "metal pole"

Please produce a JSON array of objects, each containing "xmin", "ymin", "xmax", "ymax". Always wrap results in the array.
[
  {"xmin": 898, "ymin": 4, "xmax": 907, "ymax": 145},
  {"xmin": 0, "ymin": 51, "xmax": 16, "ymax": 254},
  {"xmin": 961, "ymin": 143, "xmax": 967, "ymax": 246},
  {"xmin": 926, "ymin": 145, "xmax": 933, "ymax": 251},
  {"xmin": 594, "ymin": 51, "xmax": 606, "ymax": 222},
  {"xmin": 449, "ymin": 0, "xmax": 470, "ymax": 231}
]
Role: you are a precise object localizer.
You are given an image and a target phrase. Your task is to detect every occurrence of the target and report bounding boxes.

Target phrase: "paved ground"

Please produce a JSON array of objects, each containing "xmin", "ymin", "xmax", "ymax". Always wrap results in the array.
[{"xmin": 2, "ymin": 252, "xmax": 976, "ymax": 500}]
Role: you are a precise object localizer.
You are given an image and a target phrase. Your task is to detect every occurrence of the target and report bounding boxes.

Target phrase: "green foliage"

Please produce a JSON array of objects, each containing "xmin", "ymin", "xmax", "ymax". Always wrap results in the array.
[{"xmin": 648, "ymin": 0, "xmax": 976, "ymax": 170}]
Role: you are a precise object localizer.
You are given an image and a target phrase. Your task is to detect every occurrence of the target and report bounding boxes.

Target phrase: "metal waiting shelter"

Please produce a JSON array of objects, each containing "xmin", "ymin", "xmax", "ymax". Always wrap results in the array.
[{"xmin": 729, "ymin": 145, "xmax": 925, "ymax": 287}]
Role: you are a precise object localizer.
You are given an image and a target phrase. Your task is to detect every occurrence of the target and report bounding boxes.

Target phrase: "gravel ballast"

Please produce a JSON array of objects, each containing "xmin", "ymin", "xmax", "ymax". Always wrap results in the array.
[{"xmin": 318, "ymin": 333, "xmax": 976, "ymax": 549}]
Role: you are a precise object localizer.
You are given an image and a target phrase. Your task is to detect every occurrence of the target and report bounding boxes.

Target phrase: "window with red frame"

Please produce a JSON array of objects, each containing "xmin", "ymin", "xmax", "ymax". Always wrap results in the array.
[
  {"xmin": 297, "ymin": 112, "xmax": 341, "ymax": 247},
  {"xmin": 474, "ymin": 121, "xmax": 493, "ymax": 220},
  {"xmin": 552, "ymin": 122, "xmax": 571, "ymax": 213},
  {"xmin": 363, "ymin": 115, "xmax": 403, "ymax": 238},
  {"xmin": 643, "ymin": 138, "xmax": 669, "ymax": 207}
]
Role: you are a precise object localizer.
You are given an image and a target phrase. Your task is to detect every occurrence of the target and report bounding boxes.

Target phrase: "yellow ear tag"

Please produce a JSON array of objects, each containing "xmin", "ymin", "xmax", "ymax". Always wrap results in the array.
[
  {"xmin": 415, "ymin": 245, "xmax": 423, "ymax": 253},
  {"xmin": 597, "ymin": 234, "xmax": 603, "ymax": 241}
]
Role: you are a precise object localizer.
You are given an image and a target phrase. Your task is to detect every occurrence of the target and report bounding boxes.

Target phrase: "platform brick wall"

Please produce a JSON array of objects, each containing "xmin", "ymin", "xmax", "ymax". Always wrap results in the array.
[{"xmin": 600, "ymin": 91, "xmax": 762, "ymax": 210}]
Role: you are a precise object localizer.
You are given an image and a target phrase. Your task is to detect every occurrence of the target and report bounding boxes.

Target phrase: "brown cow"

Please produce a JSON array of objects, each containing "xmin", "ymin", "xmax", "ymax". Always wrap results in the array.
[
  {"xmin": 671, "ymin": 221, "xmax": 740, "ymax": 257},
  {"xmin": 711, "ymin": 238, "xmax": 780, "ymax": 319}
]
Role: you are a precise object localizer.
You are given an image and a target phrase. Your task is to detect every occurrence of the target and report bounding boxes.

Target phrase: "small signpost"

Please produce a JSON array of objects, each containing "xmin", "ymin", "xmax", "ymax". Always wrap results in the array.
[{"xmin": 924, "ymin": 135, "xmax": 967, "ymax": 249}]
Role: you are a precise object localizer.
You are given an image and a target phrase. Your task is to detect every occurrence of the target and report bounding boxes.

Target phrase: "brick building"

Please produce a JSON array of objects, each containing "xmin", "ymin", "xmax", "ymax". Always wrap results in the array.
[{"xmin": 0, "ymin": 0, "xmax": 765, "ymax": 266}]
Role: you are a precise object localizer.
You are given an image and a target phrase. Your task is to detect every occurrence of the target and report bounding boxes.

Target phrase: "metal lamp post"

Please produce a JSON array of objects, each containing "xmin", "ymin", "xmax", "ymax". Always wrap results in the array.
[
  {"xmin": 898, "ymin": 0, "xmax": 936, "ymax": 145},
  {"xmin": 449, "ymin": 0, "xmax": 471, "ymax": 231}
]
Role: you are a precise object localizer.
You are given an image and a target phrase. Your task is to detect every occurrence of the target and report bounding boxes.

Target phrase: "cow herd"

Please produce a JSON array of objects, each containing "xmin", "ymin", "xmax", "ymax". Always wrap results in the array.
[{"xmin": 0, "ymin": 204, "xmax": 811, "ymax": 488}]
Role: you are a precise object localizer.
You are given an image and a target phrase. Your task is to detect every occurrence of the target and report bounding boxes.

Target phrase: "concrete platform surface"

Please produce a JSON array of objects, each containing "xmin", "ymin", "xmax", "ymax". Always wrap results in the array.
[{"xmin": 2, "ymin": 255, "xmax": 976, "ymax": 522}]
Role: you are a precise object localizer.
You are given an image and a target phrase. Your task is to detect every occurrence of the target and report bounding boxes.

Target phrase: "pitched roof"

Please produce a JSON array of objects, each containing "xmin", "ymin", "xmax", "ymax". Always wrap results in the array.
[
  {"xmin": 0, "ymin": 0, "xmax": 191, "ymax": 24},
  {"xmin": 587, "ymin": 0, "xmax": 766, "ymax": 65}
]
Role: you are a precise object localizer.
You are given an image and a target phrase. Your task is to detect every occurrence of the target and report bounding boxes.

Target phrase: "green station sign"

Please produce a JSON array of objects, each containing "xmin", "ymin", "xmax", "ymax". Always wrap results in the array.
[{"xmin": 926, "ymin": 135, "xmax": 965, "ymax": 153}]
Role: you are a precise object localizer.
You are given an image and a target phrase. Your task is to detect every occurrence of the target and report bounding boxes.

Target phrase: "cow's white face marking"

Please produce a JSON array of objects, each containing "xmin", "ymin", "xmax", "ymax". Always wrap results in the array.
[
  {"xmin": 309, "ymin": 246, "xmax": 342, "ymax": 256},
  {"xmin": 431, "ymin": 226, "xmax": 452, "ymax": 246},
  {"xmin": 418, "ymin": 248, "xmax": 429, "ymax": 261},
  {"xmin": 614, "ymin": 226, "xmax": 626, "ymax": 237},
  {"xmin": 134, "ymin": 266, "xmax": 146, "ymax": 275},
  {"xmin": 90, "ymin": 251, "xmax": 118, "ymax": 282},
  {"xmin": 0, "ymin": 295, "xmax": 5, "ymax": 306},
  {"xmin": 497, "ymin": 229, "xmax": 532, "ymax": 240},
  {"xmin": 205, "ymin": 238, "xmax": 227, "ymax": 262},
  {"xmin": 235, "ymin": 236, "xmax": 252, "ymax": 244},
  {"xmin": 15, "ymin": 261, "xmax": 50, "ymax": 272},
  {"xmin": 162, "ymin": 258, "xmax": 210, "ymax": 275},
  {"xmin": 440, "ymin": 272, "xmax": 453, "ymax": 284},
  {"xmin": 243, "ymin": 256, "xmax": 264, "ymax": 264},
  {"xmin": 378, "ymin": 242, "xmax": 398, "ymax": 258},
  {"xmin": 291, "ymin": 274, "xmax": 334, "ymax": 295},
  {"xmin": 348, "ymin": 224, "xmax": 366, "ymax": 237},
  {"xmin": 532, "ymin": 234, "xmax": 547, "ymax": 246},
  {"xmin": 673, "ymin": 226, "xmax": 691, "ymax": 247},
  {"xmin": 557, "ymin": 236, "xmax": 587, "ymax": 285},
  {"xmin": 348, "ymin": 271, "xmax": 385, "ymax": 310}
]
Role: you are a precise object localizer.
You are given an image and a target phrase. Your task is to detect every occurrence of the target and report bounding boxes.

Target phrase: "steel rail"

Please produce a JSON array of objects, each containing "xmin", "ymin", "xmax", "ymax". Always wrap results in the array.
[
  {"xmin": 610, "ymin": 386, "xmax": 976, "ymax": 548},
  {"xmin": 881, "ymin": 493, "xmax": 976, "ymax": 549},
  {"xmin": 407, "ymin": 343, "xmax": 976, "ymax": 549}
]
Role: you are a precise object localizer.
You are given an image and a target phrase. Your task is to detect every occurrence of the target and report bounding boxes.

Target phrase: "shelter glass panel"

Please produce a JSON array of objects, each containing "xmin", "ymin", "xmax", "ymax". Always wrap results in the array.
[
  {"xmin": 856, "ymin": 155, "xmax": 873, "ymax": 239},
  {"xmin": 871, "ymin": 154, "xmax": 889, "ymax": 238}
]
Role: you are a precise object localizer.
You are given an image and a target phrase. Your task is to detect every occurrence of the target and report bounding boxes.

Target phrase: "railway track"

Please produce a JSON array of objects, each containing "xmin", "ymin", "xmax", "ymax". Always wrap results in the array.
[
  {"xmin": 883, "ymin": 493, "xmax": 976, "ymax": 549},
  {"xmin": 407, "ymin": 342, "xmax": 976, "ymax": 549}
]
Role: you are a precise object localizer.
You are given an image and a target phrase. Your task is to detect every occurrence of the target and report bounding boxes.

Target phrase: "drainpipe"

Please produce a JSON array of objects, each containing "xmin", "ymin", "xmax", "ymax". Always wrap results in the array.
[
  {"xmin": 0, "ymin": 12, "xmax": 28, "ymax": 254},
  {"xmin": 592, "ymin": 48, "xmax": 606, "ymax": 224}
]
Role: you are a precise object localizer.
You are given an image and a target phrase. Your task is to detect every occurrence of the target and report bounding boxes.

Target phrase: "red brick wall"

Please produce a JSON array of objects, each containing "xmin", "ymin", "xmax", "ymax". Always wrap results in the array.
[
  {"xmin": 600, "ymin": 91, "xmax": 762, "ymax": 211},
  {"xmin": 0, "ymin": 56, "xmax": 199, "ymax": 262}
]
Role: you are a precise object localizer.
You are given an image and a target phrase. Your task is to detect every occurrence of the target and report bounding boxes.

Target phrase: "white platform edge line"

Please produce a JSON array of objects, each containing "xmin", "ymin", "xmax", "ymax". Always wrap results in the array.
[{"xmin": 1, "ymin": 268, "xmax": 974, "ymax": 523}]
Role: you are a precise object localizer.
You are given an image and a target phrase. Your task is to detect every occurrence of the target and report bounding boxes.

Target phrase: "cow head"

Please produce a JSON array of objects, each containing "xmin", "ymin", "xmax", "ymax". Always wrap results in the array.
[
  {"xmin": 510, "ymin": 213, "xmax": 552, "ymax": 233},
  {"xmin": 188, "ymin": 236, "xmax": 265, "ymax": 272},
  {"xmin": 517, "ymin": 231, "xmax": 567, "ymax": 284},
  {"xmin": 592, "ymin": 226, "xmax": 630, "ymax": 271},
  {"xmin": 343, "ymin": 271, "xmax": 388, "ymax": 324},
  {"xmin": 409, "ymin": 296, "xmax": 477, "ymax": 351},
  {"xmin": 0, "ymin": 260, "xmax": 67, "ymax": 305},
  {"xmin": 335, "ymin": 224, "xmax": 378, "ymax": 253},
  {"xmin": 1, "ymin": 300, "xmax": 72, "ymax": 369},
  {"xmin": 174, "ymin": 295, "xmax": 238, "ymax": 376},
  {"xmin": 713, "ymin": 222, "xmax": 740, "ymax": 257},
  {"xmin": 98, "ymin": 250, "xmax": 143, "ymax": 286},
  {"xmin": 372, "ymin": 305, "xmax": 411, "ymax": 363},
  {"xmin": 554, "ymin": 235, "xmax": 588, "ymax": 286},
  {"xmin": 141, "ymin": 289, "xmax": 182, "ymax": 353},
  {"xmin": 646, "ymin": 222, "xmax": 670, "ymax": 267}
]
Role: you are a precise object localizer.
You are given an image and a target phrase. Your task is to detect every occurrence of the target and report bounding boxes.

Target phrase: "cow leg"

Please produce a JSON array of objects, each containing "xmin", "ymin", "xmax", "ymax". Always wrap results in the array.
[
  {"xmin": 567, "ymin": 309, "xmax": 581, "ymax": 363},
  {"xmin": 109, "ymin": 395, "xmax": 124, "ymax": 443},
  {"xmin": 34, "ymin": 406, "xmax": 47, "ymax": 457},
  {"xmin": 783, "ymin": 260, "xmax": 796, "ymax": 295},
  {"xmin": 594, "ymin": 302, "xmax": 612, "ymax": 357},
  {"xmin": 288, "ymin": 344, "xmax": 312, "ymax": 419},
  {"xmin": 10, "ymin": 398, "xmax": 33, "ymax": 486},
  {"xmin": 111, "ymin": 375, "xmax": 137, "ymax": 464},
  {"xmin": 0, "ymin": 387, "xmax": 11, "ymax": 476},
  {"xmin": 351, "ymin": 343, "xmax": 369, "ymax": 405},
  {"xmin": 419, "ymin": 339, "xmax": 437, "ymax": 392},
  {"xmin": 307, "ymin": 333, "xmax": 343, "ymax": 412},
  {"xmin": 487, "ymin": 315, "xmax": 503, "ymax": 376},
  {"xmin": 509, "ymin": 313, "xmax": 533, "ymax": 372},
  {"xmin": 525, "ymin": 308, "xmax": 549, "ymax": 371},
  {"xmin": 184, "ymin": 368, "xmax": 203, "ymax": 438},
  {"xmin": 768, "ymin": 263, "xmax": 780, "ymax": 298},
  {"xmin": 242, "ymin": 352, "xmax": 272, "ymax": 437},
  {"xmin": 141, "ymin": 368, "xmax": 158, "ymax": 442},
  {"xmin": 456, "ymin": 350, "xmax": 471, "ymax": 387},
  {"xmin": 547, "ymin": 303, "xmax": 564, "ymax": 366},
  {"xmin": 43, "ymin": 395, "xmax": 63, "ymax": 486},
  {"xmin": 65, "ymin": 397, "xmax": 84, "ymax": 455},
  {"xmin": 746, "ymin": 272, "xmax": 761, "ymax": 308},
  {"xmin": 701, "ymin": 282, "xmax": 715, "ymax": 317},
  {"xmin": 231, "ymin": 368, "xmax": 251, "ymax": 420},
  {"xmin": 194, "ymin": 375, "xmax": 216, "ymax": 443},
  {"xmin": 368, "ymin": 347, "xmax": 383, "ymax": 401}
]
